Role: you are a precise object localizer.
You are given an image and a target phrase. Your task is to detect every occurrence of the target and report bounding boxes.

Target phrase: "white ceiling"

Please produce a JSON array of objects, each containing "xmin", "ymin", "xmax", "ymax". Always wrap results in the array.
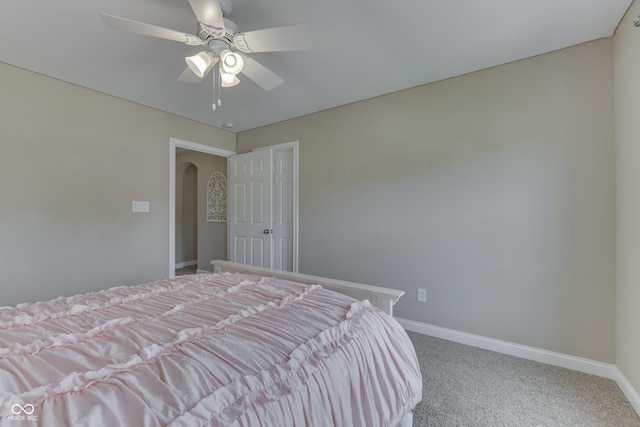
[{"xmin": 0, "ymin": 0, "xmax": 632, "ymax": 132}]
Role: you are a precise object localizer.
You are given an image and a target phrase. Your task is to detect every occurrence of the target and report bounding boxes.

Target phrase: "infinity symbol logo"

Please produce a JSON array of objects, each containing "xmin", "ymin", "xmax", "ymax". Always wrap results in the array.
[{"xmin": 11, "ymin": 404, "xmax": 35, "ymax": 415}]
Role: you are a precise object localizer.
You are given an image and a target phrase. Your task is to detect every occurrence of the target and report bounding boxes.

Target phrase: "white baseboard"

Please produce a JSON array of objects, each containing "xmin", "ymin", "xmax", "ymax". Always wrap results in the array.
[
  {"xmin": 613, "ymin": 366, "xmax": 640, "ymax": 417},
  {"xmin": 176, "ymin": 260, "xmax": 197, "ymax": 269},
  {"xmin": 196, "ymin": 269, "xmax": 213, "ymax": 274},
  {"xmin": 395, "ymin": 317, "xmax": 640, "ymax": 417}
]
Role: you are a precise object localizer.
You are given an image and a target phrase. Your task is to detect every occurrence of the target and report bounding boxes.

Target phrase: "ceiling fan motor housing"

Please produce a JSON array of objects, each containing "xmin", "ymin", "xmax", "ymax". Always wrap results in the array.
[{"xmin": 199, "ymin": 18, "xmax": 239, "ymax": 51}]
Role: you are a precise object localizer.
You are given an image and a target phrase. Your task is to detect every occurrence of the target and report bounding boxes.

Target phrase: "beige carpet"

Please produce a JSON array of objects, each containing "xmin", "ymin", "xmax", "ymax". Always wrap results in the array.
[{"xmin": 407, "ymin": 331, "xmax": 640, "ymax": 427}]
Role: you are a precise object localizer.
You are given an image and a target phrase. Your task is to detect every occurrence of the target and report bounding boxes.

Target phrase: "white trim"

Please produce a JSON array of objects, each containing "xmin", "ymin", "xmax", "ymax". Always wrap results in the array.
[
  {"xmin": 169, "ymin": 138, "xmax": 235, "ymax": 278},
  {"xmin": 196, "ymin": 268, "xmax": 213, "ymax": 274},
  {"xmin": 614, "ymin": 366, "xmax": 640, "ymax": 416},
  {"xmin": 253, "ymin": 141, "xmax": 299, "ymax": 272},
  {"xmin": 396, "ymin": 318, "xmax": 617, "ymax": 378},
  {"xmin": 395, "ymin": 318, "xmax": 640, "ymax": 417},
  {"xmin": 171, "ymin": 138, "xmax": 235, "ymax": 157}
]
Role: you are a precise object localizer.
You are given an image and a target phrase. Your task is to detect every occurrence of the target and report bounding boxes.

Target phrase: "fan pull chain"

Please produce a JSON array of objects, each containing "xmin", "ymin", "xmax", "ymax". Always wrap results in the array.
[
  {"xmin": 212, "ymin": 64, "xmax": 222, "ymax": 111},
  {"xmin": 211, "ymin": 66, "xmax": 218, "ymax": 111},
  {"xmin": 217, "ymin": 64, "xmax": 222, "ymax": 107}
]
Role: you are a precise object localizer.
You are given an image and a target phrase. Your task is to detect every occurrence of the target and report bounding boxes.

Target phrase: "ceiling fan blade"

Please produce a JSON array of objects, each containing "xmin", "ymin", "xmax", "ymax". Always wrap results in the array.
[
  {"xmin": 177, "ymin": 67, "xmax": 205, "ymax": 83},
  {"xmin": 240, "ymin": 56, "xmax": 284, "ymax": 91},
  {"xmin": 188, "ymin": 0, "xmax": 225, "ymax": 29},
  {"xmin": 100, "ymin": 13, "xmax": 204, "ymax": 46},
  {"xmin": 234, "ymin": 24, "xmax": 311, "ymax": 53}
]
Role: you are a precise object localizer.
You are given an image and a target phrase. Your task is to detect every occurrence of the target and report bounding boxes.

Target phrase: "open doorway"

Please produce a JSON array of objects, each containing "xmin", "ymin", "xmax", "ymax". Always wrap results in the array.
[
  {"xmin": 169, "ymin": 138, "xmax": 235, "ymax": 278},
  {"xmin": 175, "ymin": 162, "xmax": 198, "ymax": 275}
]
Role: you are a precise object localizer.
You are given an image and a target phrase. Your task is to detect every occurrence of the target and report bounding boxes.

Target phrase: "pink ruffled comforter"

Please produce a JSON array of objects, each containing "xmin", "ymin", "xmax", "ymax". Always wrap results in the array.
[{"xmin": 0, "ymin": 273, "xmax": 421, "ymax": 426}]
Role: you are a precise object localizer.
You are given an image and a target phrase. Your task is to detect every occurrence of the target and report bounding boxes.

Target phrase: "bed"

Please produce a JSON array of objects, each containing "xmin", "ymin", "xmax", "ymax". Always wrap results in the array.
[{"xmin": 0, "ymin": 261, "xmax": 422, "ymax": 426}]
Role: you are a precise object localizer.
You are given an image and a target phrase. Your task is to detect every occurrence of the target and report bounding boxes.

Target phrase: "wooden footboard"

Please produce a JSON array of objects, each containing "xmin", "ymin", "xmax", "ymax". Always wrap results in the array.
[{"xmin": 211, "ymin": 260, "xmax": 404, "ymax": 316}]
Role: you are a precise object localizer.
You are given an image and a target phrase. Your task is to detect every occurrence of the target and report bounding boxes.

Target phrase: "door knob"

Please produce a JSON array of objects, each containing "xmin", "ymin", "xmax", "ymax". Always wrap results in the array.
[{"xmin": 263, "ymin": 229, "xmax": 273, "ymax": 234}]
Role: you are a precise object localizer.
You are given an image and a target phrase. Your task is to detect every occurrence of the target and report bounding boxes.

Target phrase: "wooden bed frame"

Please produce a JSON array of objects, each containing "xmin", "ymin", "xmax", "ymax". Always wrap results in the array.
[{"xmin": 211, "ymin": 260, "xmax": 404, "ymax": 316}]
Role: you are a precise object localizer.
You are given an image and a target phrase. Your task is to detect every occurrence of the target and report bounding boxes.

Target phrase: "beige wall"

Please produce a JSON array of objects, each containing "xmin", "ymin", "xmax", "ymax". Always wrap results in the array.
[
  {"xmin": 614, "ymin": 0, "xmax": 640, "ymax": 400},
  {"xmin": 0, "ymin": 62, "xmax": 235, "ymax": 307},
  {"xmin": 176, "ymin": 150, "xmax": 227, "ymax": 271},
  {"xmin": 238, "ymin": 39, "xmax": 616, "ymax": 363}
]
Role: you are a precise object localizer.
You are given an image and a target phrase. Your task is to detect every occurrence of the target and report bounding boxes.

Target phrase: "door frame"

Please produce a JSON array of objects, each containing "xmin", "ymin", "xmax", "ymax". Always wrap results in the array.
[{"xmin": 169, "ymin": 137, "xmax": 235, "ymax": 278}]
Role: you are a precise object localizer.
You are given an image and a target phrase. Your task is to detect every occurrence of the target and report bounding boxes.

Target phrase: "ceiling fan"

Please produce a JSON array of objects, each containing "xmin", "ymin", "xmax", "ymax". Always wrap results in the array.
[{"xmin": 100, "ymin": 0, "xmax": 310, "ymax": 98}]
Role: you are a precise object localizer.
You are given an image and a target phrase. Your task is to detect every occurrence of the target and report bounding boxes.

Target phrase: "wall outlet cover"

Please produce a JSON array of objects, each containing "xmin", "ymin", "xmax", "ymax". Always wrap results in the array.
[{"xmin": 132, "ymin": 201, "xmax": 150, "ymax": 212}]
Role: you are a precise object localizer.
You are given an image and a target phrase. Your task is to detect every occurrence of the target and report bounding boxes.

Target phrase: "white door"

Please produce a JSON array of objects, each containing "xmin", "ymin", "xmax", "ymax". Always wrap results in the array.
[
  {"xmin": 228, "ymin": 150, "xmax": 273, "ymax": 268},
  {"xmin": 272, "ymin": 149, "xmax": 294, "ymax": 271}
]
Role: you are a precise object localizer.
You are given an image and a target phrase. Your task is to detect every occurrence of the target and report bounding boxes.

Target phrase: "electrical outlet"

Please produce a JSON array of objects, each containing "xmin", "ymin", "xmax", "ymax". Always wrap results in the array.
[{"xmin": 417, "ymin": 288, "xmax": 427, "ymax": 303}]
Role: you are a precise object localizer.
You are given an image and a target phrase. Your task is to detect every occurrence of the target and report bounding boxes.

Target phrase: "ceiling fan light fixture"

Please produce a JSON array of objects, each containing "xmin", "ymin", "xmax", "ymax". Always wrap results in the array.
[
  {"xmin": 221, "ymin": 74, "xmax": 240, "ymax": 88},
  {"xmin": 220, "ymin": 49, "xmax": 243, "ymax": 75},
  {"xmin": 220, "ymin": 70, "xmax": 240, "ymax": 87},
  {"xmin": 185, "ymin": 51, "xmax": 215, "ymax": 78}
]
